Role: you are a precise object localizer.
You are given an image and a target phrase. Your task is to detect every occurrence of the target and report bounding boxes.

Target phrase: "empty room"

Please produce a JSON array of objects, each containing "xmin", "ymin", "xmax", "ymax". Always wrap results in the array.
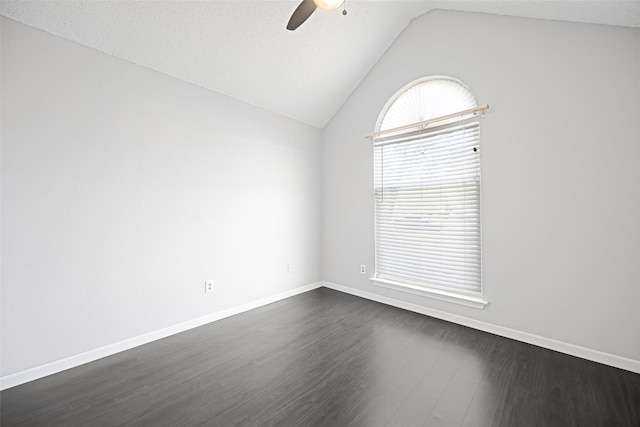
[{"xmin": 1, "ymin": 1, "xmax": 639, "ymax": 426}]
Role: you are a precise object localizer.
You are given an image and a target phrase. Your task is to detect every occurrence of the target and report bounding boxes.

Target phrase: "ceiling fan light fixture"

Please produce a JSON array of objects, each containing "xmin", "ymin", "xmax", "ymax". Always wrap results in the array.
[{"xmin": 313, "ymin": 0, "xmax": 344, "ymax": 11}]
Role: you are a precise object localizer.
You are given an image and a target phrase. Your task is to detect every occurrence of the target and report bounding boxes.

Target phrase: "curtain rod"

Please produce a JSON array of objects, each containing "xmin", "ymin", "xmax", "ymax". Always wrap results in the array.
[{"xmin": 365, "ymin": 104, "xmax": 489, "ymax": 140}]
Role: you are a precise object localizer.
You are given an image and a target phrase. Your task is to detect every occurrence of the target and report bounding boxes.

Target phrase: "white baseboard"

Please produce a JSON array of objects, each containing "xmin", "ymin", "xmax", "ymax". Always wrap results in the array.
[
  {"xmin": 4, "ymin": 279, "xmax": 637, "ymax": 391},
  {"xmin": 0, "ymin": 281, "xmax": 323, "ymax": 391},
  {"xmin": 322, "ymin": 281, "xmax": 640, "ymax": 374}
]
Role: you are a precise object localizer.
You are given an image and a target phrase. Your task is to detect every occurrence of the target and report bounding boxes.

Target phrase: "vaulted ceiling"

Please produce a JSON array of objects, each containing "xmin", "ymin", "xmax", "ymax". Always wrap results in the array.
[{"xmin": 2, "ymin": 1, "xmax": 639, "ymax": 128}]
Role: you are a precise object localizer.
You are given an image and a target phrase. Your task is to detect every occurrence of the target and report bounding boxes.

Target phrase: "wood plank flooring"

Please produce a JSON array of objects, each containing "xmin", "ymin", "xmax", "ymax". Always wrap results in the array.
[{"xmin": 2, "ymin": 288, "xmax": 639, "ymax": 426}]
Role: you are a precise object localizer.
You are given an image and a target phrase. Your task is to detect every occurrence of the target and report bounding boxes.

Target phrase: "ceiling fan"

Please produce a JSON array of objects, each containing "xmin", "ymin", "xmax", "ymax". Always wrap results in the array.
[{"xmin": 287, "ymin": 0, "xmax": 346, "ymax": 31}]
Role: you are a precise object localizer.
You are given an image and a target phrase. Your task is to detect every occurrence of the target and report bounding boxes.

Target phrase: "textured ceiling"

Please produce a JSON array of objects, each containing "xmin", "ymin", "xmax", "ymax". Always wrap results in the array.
[{"xmin": 2, "ymin": 1, "xmax": 639, "ymax": 128}]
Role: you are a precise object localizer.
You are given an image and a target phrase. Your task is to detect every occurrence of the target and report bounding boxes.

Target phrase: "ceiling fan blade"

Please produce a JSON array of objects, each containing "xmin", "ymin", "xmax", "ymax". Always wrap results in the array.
[{"xmin": 287, "ymin": 0, "xmax": 317, "ymax": 31}]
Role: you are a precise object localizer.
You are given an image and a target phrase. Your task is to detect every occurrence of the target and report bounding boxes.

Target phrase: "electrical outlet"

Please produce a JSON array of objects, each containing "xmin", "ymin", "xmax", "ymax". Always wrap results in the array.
[
  {"xmin": 287, "ymin": 264, "xmax": 293, "ymax": 273},
  {"xmin": 360, "ymin": 264, "xmax": 366, "ymax": 275},
  {"xmin": 204, "ymin": 280, "xmax": 214, "ymax": 294}
]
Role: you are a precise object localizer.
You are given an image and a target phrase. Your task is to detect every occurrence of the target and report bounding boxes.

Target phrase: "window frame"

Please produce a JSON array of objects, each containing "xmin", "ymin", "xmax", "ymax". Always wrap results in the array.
[{"xmin": 371, "ymin": 76, "xmax": 488, "ymax": 309}]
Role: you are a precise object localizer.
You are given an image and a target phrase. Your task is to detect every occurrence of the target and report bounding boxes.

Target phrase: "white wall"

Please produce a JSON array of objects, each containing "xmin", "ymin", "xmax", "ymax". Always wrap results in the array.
[
  {"xmin": 1, "ymin": 18, "xmax": 322, "ymax": 377},
  {"xmin": 323, "ymin": 11, "xmax": 640, "ymax": 364}
]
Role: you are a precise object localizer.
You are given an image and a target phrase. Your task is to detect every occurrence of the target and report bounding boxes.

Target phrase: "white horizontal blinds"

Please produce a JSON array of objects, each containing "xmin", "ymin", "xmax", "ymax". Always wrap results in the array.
[
  {"xmin": 373, "ymin": 77, "xmax": 482, "ymax": 294},
  {"xmin": 374, "ymin": 119, "xmax": 481, "ymax": 293}
]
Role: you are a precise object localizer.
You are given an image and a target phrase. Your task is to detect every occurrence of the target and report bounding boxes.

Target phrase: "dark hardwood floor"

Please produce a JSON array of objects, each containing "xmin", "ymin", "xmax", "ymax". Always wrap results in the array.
[{"xmin": 2, "ymin": 288, "xmax": 639, "ymax": 426}]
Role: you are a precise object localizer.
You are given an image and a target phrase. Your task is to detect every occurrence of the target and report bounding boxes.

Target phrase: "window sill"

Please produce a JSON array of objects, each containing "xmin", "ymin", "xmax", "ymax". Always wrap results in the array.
[{"xmin": 371, "ymin": 277, "xmax": 488, "ymax": 310}]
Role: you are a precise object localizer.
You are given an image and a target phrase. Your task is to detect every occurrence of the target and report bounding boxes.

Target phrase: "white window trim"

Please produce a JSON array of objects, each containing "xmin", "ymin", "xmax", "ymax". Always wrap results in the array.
[
  {"xmin": 370, "ymin": 76, "xmax": 489, "ymax": 307},
  {"xmin": 371, "ymin": 277, "xmax": 488, "ymax": 309}
]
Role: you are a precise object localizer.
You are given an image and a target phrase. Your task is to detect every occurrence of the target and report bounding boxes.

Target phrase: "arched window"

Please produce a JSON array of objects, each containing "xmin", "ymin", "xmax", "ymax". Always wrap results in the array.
[
  {"xmin": 377, "ymin": 77, "xmax": 478, "ymax": 131},
  {"xmin": 370, "ymin": 76, "xmax": 487, "ymax": 307}
]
